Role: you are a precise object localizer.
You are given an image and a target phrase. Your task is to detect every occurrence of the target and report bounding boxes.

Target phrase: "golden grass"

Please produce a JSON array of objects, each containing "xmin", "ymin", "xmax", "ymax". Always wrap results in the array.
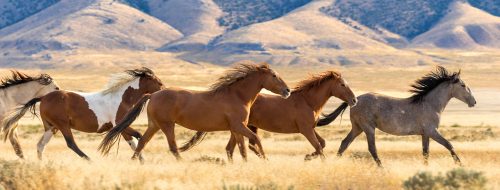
[
  {"xmin": 1, "ymin": 55, "xmax": 500, "ymax": 189},
  {"xmin": 0, "ymin": 126, "xmax": 499, "ymax": 189}
]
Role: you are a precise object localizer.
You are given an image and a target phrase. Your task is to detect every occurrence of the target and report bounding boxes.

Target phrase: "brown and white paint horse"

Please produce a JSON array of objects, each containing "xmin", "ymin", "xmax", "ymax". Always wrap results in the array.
[
  {"xmin": 2, "ymin": 67, "xmax": 163, "ymax": 160},
  {"xmin": 0, "ymin": 71, "xmax": 59, "ymax": 159}
]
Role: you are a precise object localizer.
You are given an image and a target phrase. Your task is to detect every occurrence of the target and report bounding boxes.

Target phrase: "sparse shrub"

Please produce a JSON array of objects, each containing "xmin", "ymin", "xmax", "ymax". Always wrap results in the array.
[
  {"xmin": 403, "ymin": 169, "xmax": 487, "ymax": 190},
  {"xmin": 403, "ymin": 171, "xmax": 444, "ymax": 190},
  {"xmin": 443, "ymin": 168, "xmax": 487, "ymax": 190}
]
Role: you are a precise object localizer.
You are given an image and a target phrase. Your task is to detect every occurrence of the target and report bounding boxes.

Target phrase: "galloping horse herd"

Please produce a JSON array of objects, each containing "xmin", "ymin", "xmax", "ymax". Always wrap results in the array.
[{"xmin": 0, "ymin": 63, "xmax": 476, "ymax": 167}]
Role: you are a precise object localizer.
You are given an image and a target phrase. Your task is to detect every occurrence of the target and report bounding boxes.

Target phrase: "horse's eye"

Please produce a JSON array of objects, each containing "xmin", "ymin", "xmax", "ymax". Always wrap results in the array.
[
  {"xmin": 461, "ymin": 84, "xmax": 466, "ymax": 87},
  {"xmin": 341, "ymin": 84, "xmax": 346, "ymax": 87},
  {"xmin": 272, "ymin": 74, "xmax": 276, "ymax": 78}
]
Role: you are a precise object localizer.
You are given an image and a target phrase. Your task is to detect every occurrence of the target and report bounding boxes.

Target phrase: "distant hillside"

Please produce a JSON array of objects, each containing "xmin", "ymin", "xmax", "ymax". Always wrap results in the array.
[
  {"xmin": 214, "ymin": 0, "xmax": 311, "ymax": 30},
  {"xmin": 468, "ymin": 0, "xmax": 500, "ymax": 16},
  {"xmin": 321, "ymin": 0, "xmax": 454, "ymax": 39},
  {"xmin": 411, "ymin": 2, "xmax": 500, "ymax": 49},
  {"xmin": 0, "ymin": 0, "xmax": 59, "ymax": 30},
  {"xmin": 0, "ymin": 0, "xmax": 182, "ymax": 56}
]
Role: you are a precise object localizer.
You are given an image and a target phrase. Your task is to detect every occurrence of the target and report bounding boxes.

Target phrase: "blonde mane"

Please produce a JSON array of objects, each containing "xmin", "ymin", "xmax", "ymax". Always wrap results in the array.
[{"xmin": 102, "ymin": 67, "xmax": 154, "ymax": 94}]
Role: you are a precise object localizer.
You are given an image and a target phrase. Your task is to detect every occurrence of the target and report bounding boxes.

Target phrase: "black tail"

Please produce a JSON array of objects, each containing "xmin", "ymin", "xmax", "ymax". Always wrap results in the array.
[
  {"xmin": 2, "ymin": 98, "xmax": 41, "ymax": 141},
  {"xmin": 99, "ymin": 94, "xmax": 151, "ymax": 155},
  {"xmin": 317, "ymin": 102, "xmax": 348, "ymax": 127},
  {"xmin": 178, "ymin": 131, "xmax": 208, "ymax": 152}
]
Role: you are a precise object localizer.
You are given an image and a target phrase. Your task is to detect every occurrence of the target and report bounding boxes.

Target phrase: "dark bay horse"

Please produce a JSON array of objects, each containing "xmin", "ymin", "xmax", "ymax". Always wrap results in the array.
[
  {"xmin": 0, "ymin": 71, "xmax": 59, "ymax": 159},
  {"xmin": 99, "ymin": 63, "xmax": 290, "ymax": 163},
  {"xmin": 180, "ymin": 71, "xmax": 357, "ymax": 161},
  {"xmin": 2, "ymin": 68, "xmax": 163, "ymax": 160},
  {"xmin": 317, "ymin": 66, "xmax": 476, "ymax": 166}
]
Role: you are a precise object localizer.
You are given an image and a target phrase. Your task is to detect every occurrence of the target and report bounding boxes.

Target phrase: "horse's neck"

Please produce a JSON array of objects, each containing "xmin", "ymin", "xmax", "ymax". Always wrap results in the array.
[
  {"xmin": 300, "ymin": 83, "xmax": 332, "ymax": 112},
  {"xmin": 1, "ymin": 82, "xmax": 41, "ymax": 105},
  {"xmin": 423, "ymin": 83, "xmax": 452, "ymax": 113},
  {"xmin": 228, "ymin": 74, "xmax": 263, "ymax": 105}
]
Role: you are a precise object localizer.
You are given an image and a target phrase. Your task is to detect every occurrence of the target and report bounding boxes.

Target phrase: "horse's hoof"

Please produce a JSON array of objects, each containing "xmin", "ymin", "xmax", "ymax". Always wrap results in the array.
[{"xmin": 304, "ymin": 154, "xmax": 313, "ymax": 161}]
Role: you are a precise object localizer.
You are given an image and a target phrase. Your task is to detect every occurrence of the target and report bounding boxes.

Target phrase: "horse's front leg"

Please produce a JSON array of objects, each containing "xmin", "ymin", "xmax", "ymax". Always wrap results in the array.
[
  {"xmin": 230, "ymin": 121, "xmax": 266, "ymax": 160},
  {"xmin": 301, "ymin": 127, "xmax": 325, "ymax": 161},
  {"xmin": 429, "ymin": 129, "xmax": 462, "ymax": 166},
  {"xmin": 422, "ymin": 135, "xmax": 430, "ymax": 165}
]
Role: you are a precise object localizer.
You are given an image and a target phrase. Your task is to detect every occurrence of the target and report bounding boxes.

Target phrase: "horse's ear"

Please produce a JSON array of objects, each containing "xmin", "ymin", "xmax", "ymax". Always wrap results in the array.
[
  {"xmin": 331, "ymin": 71, "xmax": 341, "ymax": 79},
  {"xmin": 258, "ymin": 62, "xmax": 270, "ymax": 70},
  {"xmin": 452, "ymin": 71, "xmax": 461, "ymax": 83}
]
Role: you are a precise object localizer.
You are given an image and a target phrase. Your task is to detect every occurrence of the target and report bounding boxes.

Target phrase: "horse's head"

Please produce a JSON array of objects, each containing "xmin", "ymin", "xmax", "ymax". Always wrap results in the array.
[
  {"xmin": 328, "ymin": 71, "xmax": 357, "ymax": 107},
  {"xmin": 450, "ymin": 70, "xmax": 476, "ymax": 107},
  {"xmin": 132, "ymin": 67, "xmax": 163, "ymax": 94},
  {"xmin": 35, "ymin": 73, "xmax": 60, "ymax": 96},
  {"xmin": 259, "ymin": 64, "xmax": 290, "ymax": 99}
]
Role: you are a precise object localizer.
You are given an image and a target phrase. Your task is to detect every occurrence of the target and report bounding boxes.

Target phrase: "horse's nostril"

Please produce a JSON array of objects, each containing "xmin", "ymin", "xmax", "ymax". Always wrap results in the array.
[
  {"xmin": 55, "ymin": 87, "xmax": 60, "ymax": 90},
  {"xmin": 286, "ymin": 88, "xmax": 290, "ymax": 92}
]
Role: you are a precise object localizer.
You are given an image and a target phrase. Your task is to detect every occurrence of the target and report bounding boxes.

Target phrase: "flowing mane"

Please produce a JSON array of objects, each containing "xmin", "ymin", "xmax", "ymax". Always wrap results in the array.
[
  {"xmin": 292, "ymin": 71, "xmax": 341, "ymax": 93},
  {"xmin": 0, "ymin": 70, "xmax": 52, "ymax": 90},
  {"xmin": 209, "ymin": 63, "xmax": 271, "ymax": 92},
  {"xmin": 409, "ymin": 66, "xmax": 460, "ymax": 103},
  {"xmin": 102, "ymin": 67, "xmax": 154, "ymax": 94}
]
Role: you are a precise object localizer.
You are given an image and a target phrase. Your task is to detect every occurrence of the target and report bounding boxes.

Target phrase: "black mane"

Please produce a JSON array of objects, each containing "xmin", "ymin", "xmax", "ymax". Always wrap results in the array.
[
  {"xmin": 125, "ymin": 67, "xmax": 154, "ymax": 77},
  {"xmin": 0, "ymin": 71, "xmax": 51, "ymax": 89},
  {"xmin": 409, "ymin": 66, "xmax": 459, "ymax": 103}
]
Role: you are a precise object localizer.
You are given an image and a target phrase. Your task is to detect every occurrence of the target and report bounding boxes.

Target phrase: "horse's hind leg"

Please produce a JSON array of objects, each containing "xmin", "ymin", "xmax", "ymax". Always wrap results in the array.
[
  {"xmin": 429, "ymin": 130, "xmax": 461, "ymax": 165},
  {"xmin": 247, "ymin": 125, "xmax": 261, "ymax": 156},
  {"xmin": 121, "ymin": 133, "xmax": 143, "ymax": 161},
  {"xmin": 337, "ymin": 124, "xmax": 362, "ymax": 157},
  {"xmin": 365, "ymin": 129, "xmax": 382, "ymax": 167},
  {"xmin": 422, "ymin": 135, "xmax": 430, "ymax": 165},
  {"xmin": 9, "ymin": 128, "xmax": 24, "ymax": 159},
  {"xmin": 159, "ymin": 121, "xmax": 181, "ymax": 160},
  {"xmin": 59, "ymin": 126, "xmax": 90, "ymax": 160},
  {"xmin": 132, "ymin": 123, "xmax": 159, "ymax": 162}
]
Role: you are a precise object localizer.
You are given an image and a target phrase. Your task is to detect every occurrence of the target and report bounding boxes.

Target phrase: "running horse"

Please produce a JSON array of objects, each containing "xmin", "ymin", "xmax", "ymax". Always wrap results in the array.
[
  {"xmin": 180, "ymin": 71, "xmax": 358, "ymax": 161},
  {"xmin": 99, "ymin": 63, "xmax": 290, "ymax": 163},
  {"xmin": 317, "ymin": 66, "xmax": 476, "ymax": 166},
  {"xmin": 0, "ymin": 71, "xmax": 59, "ymax": 159},
  {"xmin": 2, "ymin": 67, "xmax": 163, "ymax": 160}
]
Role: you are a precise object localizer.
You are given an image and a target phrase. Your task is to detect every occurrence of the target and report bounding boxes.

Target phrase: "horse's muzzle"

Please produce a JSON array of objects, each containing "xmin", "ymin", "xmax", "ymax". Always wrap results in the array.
[{"xmin": 282, "ymin": 89, "xmax": 291, "ymax": 99}]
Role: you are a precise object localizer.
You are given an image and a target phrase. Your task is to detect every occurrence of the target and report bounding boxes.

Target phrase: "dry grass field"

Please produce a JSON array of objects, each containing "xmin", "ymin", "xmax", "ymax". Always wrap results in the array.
[{"xmin": 1, "ymin": 54, "xmax": 500, "ymax": 189}]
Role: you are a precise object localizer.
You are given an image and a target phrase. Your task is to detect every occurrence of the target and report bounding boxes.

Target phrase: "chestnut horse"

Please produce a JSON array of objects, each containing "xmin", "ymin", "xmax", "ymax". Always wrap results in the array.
[
  {"xmin": 2, "ymin": 67, "xmax": 163, "ymax": 160},
  {"xmin": 180, "ymin": 71, "xmax": 357, "ymax": 161},
  {"xmin": 0, "ymin": 71, "xmax": 59, "ymax": 159},
  {"xmin": 99, "ymin": 63, "xmax": 290, "ymax": 163},
  {"xmin": 317, "ymin": 66, "xmax": 476, "ymax": 167}
]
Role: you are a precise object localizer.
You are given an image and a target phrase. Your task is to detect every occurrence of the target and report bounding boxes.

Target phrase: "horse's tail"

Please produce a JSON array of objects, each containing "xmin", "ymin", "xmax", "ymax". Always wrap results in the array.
[
  {"xmin": 2, "ymin": 97, "xmax": 41, "ymax": 141},
  {"xmin": 99, "ymin": 94, "xmax": 151, "ymax": 155},
  {"xmin": 317, "ymin": 102, "xmax": 348, "ymax": 127},
  {"xmin": 178, "ymin": 131, "xmax": 208, "ymax": 152}
]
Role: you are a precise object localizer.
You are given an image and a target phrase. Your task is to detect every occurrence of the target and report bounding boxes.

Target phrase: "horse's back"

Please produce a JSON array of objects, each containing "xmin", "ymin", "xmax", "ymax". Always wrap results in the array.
[{"xmin": 351, "ymin": 92, "xmax": 423, "ymax": 135}]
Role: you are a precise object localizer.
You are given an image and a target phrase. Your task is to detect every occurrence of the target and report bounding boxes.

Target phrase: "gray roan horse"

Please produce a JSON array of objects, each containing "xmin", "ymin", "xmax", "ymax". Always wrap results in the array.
[
  {"xmin": 0, "ymin": 71, "xmax": 59, "ymax": 159},
  {"xmin": 317, "ymin": 66, "xmax": 476, "ymax": 167}
]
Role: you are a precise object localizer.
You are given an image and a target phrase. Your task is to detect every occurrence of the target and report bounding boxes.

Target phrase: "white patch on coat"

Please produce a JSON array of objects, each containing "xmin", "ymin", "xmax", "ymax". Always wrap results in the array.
[
  {"xmin": 72, "ymin": 78, "xmax": 140, "ymax": 129},
  {"xmin": 127, "ymin": 139, "xmax": 138, "ymax": 150},
  {"xmin": 37, "ymin": 130, "xmax": 53, "ymax": 153}
]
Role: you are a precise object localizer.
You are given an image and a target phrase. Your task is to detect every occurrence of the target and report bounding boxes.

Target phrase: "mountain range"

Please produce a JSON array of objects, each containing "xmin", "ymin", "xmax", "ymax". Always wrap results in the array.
[{"xmin": 1, "ymin": 0, "xmax": 499, "ymax": 67}]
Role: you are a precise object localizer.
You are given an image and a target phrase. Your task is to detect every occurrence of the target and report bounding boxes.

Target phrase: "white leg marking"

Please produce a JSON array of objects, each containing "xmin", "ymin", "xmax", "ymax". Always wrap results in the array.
[
  {"xmin": 127, "ymin": 139, "xmax": 138, "ymax": 150},
  {"xmin": 37, "ymin": 130, "xmax": 53, "ymax": 156}
]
